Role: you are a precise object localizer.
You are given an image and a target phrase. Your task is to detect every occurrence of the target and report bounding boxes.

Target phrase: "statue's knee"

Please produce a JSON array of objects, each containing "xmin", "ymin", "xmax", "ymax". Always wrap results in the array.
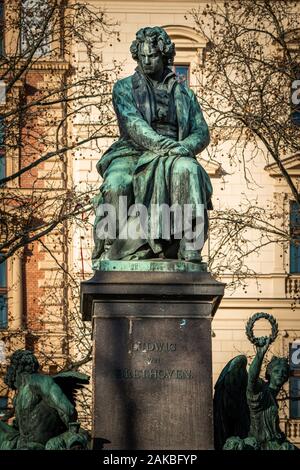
[
  {"xmin": 173, "ymin": 158, "xmax": 198, "ymax": 178},
  {"xmin": 102, "ymin": 174, "xmax": 132, "ymax": 198}
]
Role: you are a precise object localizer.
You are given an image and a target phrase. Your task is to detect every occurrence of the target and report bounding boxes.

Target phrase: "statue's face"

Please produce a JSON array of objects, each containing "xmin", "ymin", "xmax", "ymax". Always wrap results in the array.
[
  {"xmin": 138, "ymin": 40, "xmax": 164, "ymax": 78},
  {"xmin": 269, "ymin": 364, "xmax": 289, "ymax": 390}
]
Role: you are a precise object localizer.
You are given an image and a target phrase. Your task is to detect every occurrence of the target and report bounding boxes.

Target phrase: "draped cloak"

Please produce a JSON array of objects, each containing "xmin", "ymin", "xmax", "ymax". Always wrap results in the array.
[{"xmin": 92, "ymin": 68, "xmax": 213, "ymax": 263}]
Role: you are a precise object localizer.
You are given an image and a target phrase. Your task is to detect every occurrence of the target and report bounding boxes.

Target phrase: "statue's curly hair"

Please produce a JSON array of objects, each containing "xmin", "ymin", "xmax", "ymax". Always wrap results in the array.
[
  {"xmin": 4, "ymin": 349, "xmax": 39, "ymax": 390},
  {"xmin": 130, "ymin": 26, "xmax": 175, "ymax": 65},
  {"xmin": 265, "ymin": 356, "xmax": 289, "ymax": 382}
]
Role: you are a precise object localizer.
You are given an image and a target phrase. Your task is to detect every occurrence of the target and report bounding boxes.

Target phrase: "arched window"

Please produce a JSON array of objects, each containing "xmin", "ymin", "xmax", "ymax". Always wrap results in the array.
[
  {"xmin": 285, "ymin": 29, "xmax": 300, "ymax": 127},
  {"xmin": 162, "ymin": 25, "xmax": 207, "ymax": 87},
  {"xmin": 289, "ymin": 341, "xmax": 300, "ymax": 419},
  {"xmin": 21, "ymin": 0, "xmax": 52, "ymax": 57},
  {"xmin": 290, "ymin": 201, "xmax": 300, "ymax": 274},
  {"xmin": 291, "ymin": 66, "xmax": 300, "ymax": 127}
]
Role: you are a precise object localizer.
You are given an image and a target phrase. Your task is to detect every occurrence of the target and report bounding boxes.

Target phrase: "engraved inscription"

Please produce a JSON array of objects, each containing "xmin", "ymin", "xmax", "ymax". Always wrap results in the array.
[
  {"xmin": 133, "ymin": 342, "xmax": 176, "ymax": 352},
  {"xmin": 114, "ymin": 368, "xmax": 193, "ymax": 380},
  {"xmin": 123, "ymin": 340, "xmax": 192, "ymax": 379},
  {"xmin": 146, "ymin": 356, "xmax": 161, "ymax": 364}
]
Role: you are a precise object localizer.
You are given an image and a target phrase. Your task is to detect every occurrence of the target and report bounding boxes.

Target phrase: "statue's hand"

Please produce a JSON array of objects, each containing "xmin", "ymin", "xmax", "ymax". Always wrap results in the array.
[
  {"xmin": 256, "ymin": 337, "xmax": 271, "ymax": 357},
  {"xmin": 168, "ymin": 144, "xmax": 193, "ymax": 158}
]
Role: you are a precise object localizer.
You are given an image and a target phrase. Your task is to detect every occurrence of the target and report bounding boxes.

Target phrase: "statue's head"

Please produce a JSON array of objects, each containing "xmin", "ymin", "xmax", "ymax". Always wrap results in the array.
[
  {"xmin": 265, "ymin": 356, "xmax": 289, "ymax": 390},
  {"xmin": 130, "ymin": 27, "xmax": 175, "ymax": 78},
  {"xmin": 4, "ymin": 349, "xmax": 40, "ymax": 390}
]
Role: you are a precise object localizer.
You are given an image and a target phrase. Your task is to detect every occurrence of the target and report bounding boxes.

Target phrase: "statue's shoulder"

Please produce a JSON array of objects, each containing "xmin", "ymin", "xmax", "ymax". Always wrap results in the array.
[
  {"xmin": 179, "ymin": 84, "xmax": 204, "ymax": 111},
  {"xmin": 29, "ymin": 372, "xmax": 54, "ymax": 388},
  {"xmin": 182, "ymin": 84, "xmax": 197, "ymax": 100},
  {"xmin": 113, "ymin": 75, "xmax": 134, "ymax": 93},
  {"xmin": 175, "ymin": 81, "xmax": 198, "ymax": 104}
]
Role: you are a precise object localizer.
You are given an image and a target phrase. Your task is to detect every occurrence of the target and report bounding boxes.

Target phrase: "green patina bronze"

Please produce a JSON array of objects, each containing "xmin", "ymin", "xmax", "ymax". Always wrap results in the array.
[
  {"xmin": 214, "ymin": 312, "xmax": 298, "ymax": 450},
  {"xmin": 97, "ymin": 259, "xmax": 207, "ymax": 272},
  {"xmin": 0, "ymin": 350, "xmax": 90, "ymax": 450},
  {"xmin": 92, "ymin": 26, "xmax": 212, "ymax": 269}
]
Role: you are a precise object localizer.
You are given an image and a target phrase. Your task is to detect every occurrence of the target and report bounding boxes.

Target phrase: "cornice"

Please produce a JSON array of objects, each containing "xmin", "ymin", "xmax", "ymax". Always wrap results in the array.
[
  {"xmin": 163, "ymin": 25, "xmax": 207, "ymax": 50},
  {"xmin": 265, "ymin": 154, "xmax": 300, "ymax": 178},
  {"xmin": 0, "ymin": 61, "xmax": 71, "ymax": 73},
  {"xmin": 197, "ymin": 157, "xmax": 226, "ymax": 178},
  {"xmin": 27, "ymin": 61, "xmax": 71, "ymax": 71},
  {"xmin": 97, "ymin": 0, "xmax": 203, "ymax": 13}
]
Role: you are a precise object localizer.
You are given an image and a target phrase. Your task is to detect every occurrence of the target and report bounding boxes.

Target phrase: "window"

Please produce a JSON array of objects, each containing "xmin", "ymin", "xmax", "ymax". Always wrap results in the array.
[
  {"xmin": 0, "ymin": 397, "xmax": 8, "ymax": 419},
  {"xmin": 174, "ymin": 64, "xmax": 190, "ymax": 87},
  {"xmin": 21, "ymin": 0, "xmax": 52, "ymax": 57},
  {"xmin": 0, "ymin": 261, "xmax": 7, "ymax": 329},
  {"xmin": 290, "ymin": 201, "xmax": 300, "ymax": 273},
  {"xmin": 164, "ymin": 25, "xmax": 206, "ymax": 87},
  {"xmin": 291, "ymin": 104, "xmax": 300, "ymax": 127},
  {"xmin": 289, "ymin": 342, "xmax": 300, "ymax": 419},
  {"xmin": 291, "ymin": 64, "xmax": 300, "ymax": 127}
]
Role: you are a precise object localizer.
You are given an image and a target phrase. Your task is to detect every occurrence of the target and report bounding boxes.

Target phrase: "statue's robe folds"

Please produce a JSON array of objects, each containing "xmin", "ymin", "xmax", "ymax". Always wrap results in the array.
[
  {"xmin": 93, "ymin": 69, "xmax": 213, "ymax": 263},
  {"xmin": 247, "ymin": 379, "xmax": 296, "ymax": 450}
]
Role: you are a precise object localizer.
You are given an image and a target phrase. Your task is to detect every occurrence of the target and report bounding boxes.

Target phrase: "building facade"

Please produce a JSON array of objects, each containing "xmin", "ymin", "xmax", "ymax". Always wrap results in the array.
[
  {"xmin": 1, "ymin": 0, "xmax": 300, "ymax": 444},
  {"xmin": 72, "ymin": 0, "xmax": 300, "ymax": 443},
  {"xmin": 0, "ymin": 0, "xmax": 75, "ymax": 410}
]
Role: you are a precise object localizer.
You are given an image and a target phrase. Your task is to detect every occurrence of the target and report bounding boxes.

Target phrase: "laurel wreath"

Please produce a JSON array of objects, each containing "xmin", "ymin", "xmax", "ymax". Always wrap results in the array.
[{"xmin": 245, "ymin": 312, "xmax": 278, "ymax": 347}]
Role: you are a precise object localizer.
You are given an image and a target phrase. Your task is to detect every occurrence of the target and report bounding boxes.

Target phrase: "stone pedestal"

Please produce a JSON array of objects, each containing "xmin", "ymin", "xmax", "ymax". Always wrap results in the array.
[{"xmin": 81, "ymin": 265, "xmax": 225, "ymax": 450}]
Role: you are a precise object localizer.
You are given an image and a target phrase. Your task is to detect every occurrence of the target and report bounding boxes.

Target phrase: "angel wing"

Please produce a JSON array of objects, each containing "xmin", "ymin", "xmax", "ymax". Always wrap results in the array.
[
  {"xmin": 213, "ymin": 355, "xmax": 250, "ymax": 450},
  {"xmin": 52, "ymin": 371, "xmax": 90, "ymax": 407}
]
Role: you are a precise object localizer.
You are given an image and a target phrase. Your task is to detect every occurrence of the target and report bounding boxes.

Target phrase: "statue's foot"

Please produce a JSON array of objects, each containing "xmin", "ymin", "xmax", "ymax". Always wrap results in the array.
[
  {"xmin": 124, "ymin": 247, "xmax": 156, "ymax": 260},
  {"xmin": 178, "ymin": 249, "xmax": 202, "ymax": 263},
  {"xmin": 178, "ymin": 237, "xmax": 202, "ymax": 263},
  {"xmin": 99, "ymin": 240, "xmax": 114, "ymax": 260}
]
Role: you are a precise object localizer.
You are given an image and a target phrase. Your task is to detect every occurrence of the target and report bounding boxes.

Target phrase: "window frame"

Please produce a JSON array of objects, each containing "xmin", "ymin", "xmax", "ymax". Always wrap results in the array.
[
  {"xmin": 289, "ymin": 201, "xmax": 300, "ymax": 274},
  {"xmin": 173, "ymin": 63, "xmax": 190, "ymax": 88},
  {"xmin": 289, "ymin": 342, "xmax": 300, "ymax": 419},
  {"xmin": 20, "ymin": 0, "xmax": 52, "ymax": 58},
  {"xmin": 291, "ymin": 63, "xmax": 300, "ymax": 127}
]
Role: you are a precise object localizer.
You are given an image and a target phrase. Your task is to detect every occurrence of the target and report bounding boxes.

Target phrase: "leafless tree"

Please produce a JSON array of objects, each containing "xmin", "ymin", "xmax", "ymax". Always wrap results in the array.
[
  {"xmin": 189, "ymin": 0, "xmax": 300, "ymax": 286},
  {"xmin": 0, "ymin": 0, "xmax": 121, "ymax": 429},
  {"xmin": 0, "ymin": 0, "xmax": 120, "ymax": 263}
]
